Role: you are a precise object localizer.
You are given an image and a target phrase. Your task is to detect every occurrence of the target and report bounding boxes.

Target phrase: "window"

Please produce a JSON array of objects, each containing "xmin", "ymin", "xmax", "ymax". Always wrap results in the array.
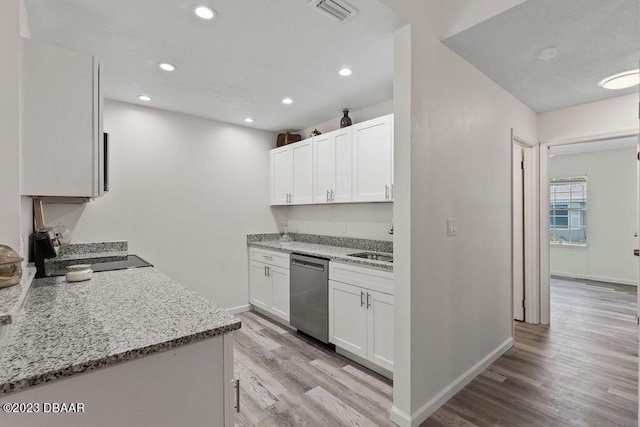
[{"xmin": 550, "ymin": 177, "xmax": 587, "ymax": 244}]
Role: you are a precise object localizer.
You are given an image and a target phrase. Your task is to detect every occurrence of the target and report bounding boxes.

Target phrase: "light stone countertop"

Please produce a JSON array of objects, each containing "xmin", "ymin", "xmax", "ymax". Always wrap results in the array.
[
  {"xmin": 0, "ymin": 267, "xmax": 240, "ymax": 395},
  {"xmin": 248, "ymin": 240, "xmax": 394, "ymax": 272}
]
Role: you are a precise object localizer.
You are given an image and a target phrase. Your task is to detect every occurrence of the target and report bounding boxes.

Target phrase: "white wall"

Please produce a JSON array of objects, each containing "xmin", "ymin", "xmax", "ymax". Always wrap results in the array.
[
  {"xmin": 0, "ymin": 0, "xmax": 22, "ymax": 254},
  {"xmin": 296, "ymin": 99, "xmax": 393, "ymax": 138},
  {"xmin": 44, "ymin": 100, "xmax": 279, "ymax": 311},
  {"xmin": 550, "ymin": 148, "xmax": 638, "ymax": 286},
  {"xmin": 538, "ymin": 94, "xmax": 639, "ymax": 143},
  {"xmin": 381, "ymin": 1, "xmax": 539, "ymax": 425}
]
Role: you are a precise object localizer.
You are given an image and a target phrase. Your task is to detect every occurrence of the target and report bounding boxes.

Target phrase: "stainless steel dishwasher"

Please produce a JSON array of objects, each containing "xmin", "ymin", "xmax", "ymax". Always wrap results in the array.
[{"xmin": 290, "ymin": 253, "xmax": 330, "ymax": 344}]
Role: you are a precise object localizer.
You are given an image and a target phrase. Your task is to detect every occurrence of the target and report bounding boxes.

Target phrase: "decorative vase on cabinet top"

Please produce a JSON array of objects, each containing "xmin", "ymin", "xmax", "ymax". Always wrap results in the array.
[{"xmin": 340, "ymin": 110, "xmax": 352, "ymax": 128}]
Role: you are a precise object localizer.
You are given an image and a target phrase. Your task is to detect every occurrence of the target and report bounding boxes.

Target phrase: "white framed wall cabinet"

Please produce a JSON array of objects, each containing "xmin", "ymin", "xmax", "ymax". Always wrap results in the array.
[
  {"xmin": 328, "ymin": 262, "xmax": 394, "ymax": 373},
  {"xmin": 270, "ymin": 139, "xmax": 313, "ymax": 205},
  {"xmin": 21, "ymin": 38, "xmax": 105, "ymax": 198},
  {"xmin": 249, "ymin": 248, "xmax": 290, "ymax": 323},
  {"xmin": 312, "ymin": 127, "xmax": 353, "ymax": 204},
  {"xmin": 352, "ymin": 114, "xmax": 394, "ymax": 202}
]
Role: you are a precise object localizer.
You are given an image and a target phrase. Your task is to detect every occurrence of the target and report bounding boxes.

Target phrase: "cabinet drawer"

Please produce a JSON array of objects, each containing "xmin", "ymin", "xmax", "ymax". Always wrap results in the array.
[
  {"xmin": 329, "ymin": 262, "xmax": 393, "ymax": 295},
  {"xmin": 250, "ymin": 248, "xmax": 290, "ymax": 269}
]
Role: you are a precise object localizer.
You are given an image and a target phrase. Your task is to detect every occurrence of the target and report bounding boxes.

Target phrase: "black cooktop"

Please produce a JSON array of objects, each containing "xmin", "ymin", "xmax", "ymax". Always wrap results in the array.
[{"xmin": 48, "ymin": 255, "xmax": 153, "ymax": 277}]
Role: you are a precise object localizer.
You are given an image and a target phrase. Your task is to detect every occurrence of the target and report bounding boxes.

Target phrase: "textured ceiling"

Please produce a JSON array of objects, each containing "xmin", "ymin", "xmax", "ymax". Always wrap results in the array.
[
  {"xmin": 443, "ymin": 0, "xmax": 640, "ymax": 113},
  {"xmin": 24, "ymin": 0, "xmax": 404, "ymax": 132},
  {"xmin": 550, "ymin": 135, "xmax": 638, "ymax": 156}
]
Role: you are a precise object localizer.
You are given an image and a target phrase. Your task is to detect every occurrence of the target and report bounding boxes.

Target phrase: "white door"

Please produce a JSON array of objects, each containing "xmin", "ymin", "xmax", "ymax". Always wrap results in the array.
[
  {"xmin": 367, "ymin": 290, "xmax": 394, "ymax": 372},
  {"xmin": 249, "ymin": 261, "xmax": 271, "ymax": 311},
  {"xmin": 270, "ymin": 146, "xmax": 292, "ymax": 205},
  {"xmin": 270, "ymin": 265, "xmax": 290, "ymax": 322},
  {"xmin": 333, "ymin": 128, "xmax": 353, "ymax": 203},
  {"xmin": 291, "ymin": 139, "xmax": 313, "ymax": 204},
  {"xmin": 313, "ymin": 133, "xmax": 335, "ymax": 204},
  {"xmin": 328, "ymin": 280, "xmax": 368, "ymax": 359},
  {"xmin": 352, "ymin": 115, "xmax": 393, "ymax": 202},
  {"xmin": 513, "ymin": 145, "xmax": 525, "ymax": 321}
]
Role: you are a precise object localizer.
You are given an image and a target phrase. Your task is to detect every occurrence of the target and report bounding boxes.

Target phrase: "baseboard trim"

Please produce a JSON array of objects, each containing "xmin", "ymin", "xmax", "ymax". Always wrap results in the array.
[
  {"xmin": 395, "ymin": 337, "xmax": 513, "ymax": 427},
  {"xmin": 552, "ymin": 272, "xmax": 637, "ymax": 286},
  {"xmin": 226, "ymin": 304, "xmax": 251, "ymax": 314}
]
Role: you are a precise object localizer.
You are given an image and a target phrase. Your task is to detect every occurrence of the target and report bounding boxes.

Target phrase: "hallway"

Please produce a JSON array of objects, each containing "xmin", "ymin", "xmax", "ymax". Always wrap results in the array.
[{"xmin": 424, "ymin": 278, "xmax": 638, "ymax": 426}]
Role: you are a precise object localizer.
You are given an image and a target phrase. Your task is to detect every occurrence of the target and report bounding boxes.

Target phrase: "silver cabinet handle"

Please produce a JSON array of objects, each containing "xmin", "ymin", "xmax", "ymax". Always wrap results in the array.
[
  {"xmin": 266, "ymin": 266, "xmax": 270, "ymax": 277},
  {"xmin": 264, "ymin": 265, "xmax": 267, "ymax": 277},
  {"xmin": 366, "ymin": 292, "xmax": 371, "ymax": 309},
  {"xmin": 327, "ymin": 190, "xmax": 330, "ymax": 202},
  {"xmin": 360, "ymin": 291, "xmax": 365, "ymax": 307},
  {"xmin": 263, "ymin": 255, "xmax": 273, "ymax": 260},
  {"xmin": 233, "ymin": 378, "xmax": 240, "ymax": 413},
  {"xmin": 385, "ymin": 185, "xmax": 389, "ymax": 200},
  {"xmin": 330, "ymin": 189, "xmax": 335, "ymax": 202},
  {"xmin": 391, "ymin": 184, "xmax": 394, "ymax": 200}
]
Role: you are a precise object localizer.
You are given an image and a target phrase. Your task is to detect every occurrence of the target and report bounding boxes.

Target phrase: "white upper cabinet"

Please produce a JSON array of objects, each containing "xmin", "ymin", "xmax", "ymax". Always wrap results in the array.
[
  {"xmin": 291, "ymin": 140, "xmax": 313, "ymax": 204},
  {"xmin": 352, "ymin": 114, "xmax": 393, "ymax": 202},
  {"xmin": 270, "ymin": 145, "xmax": 293, "ymax": 205},
  {"xmin": 269, "ymin": 113, "xmax": 393, "ymax": 206},
  {"xmin": 312, "ymin": 127, "xmax": 352, "ymax": 204},
  {"xmin": 21, "ymin": 38, "xmax": 105, "ymax": 198},
  {"xmin": 270, "ymin": 139, "xmax": 313, "ymax": 205}
]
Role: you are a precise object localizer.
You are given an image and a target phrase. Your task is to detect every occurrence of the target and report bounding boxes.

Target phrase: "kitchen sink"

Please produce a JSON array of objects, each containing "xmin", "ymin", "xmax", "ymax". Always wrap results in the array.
[{"xmin": 347, "ymin": 252, "xmax": 393, "ymax": 263}]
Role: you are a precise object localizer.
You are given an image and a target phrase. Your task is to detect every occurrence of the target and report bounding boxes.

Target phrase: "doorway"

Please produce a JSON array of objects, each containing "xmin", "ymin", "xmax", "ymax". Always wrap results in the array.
[
  {"xmin": 539, "ymin": 132, "xmax": 640, "ymax": 324},
  {"xmin": 512, "ymin": 130, "xmax": 538, "ymax": 323}
]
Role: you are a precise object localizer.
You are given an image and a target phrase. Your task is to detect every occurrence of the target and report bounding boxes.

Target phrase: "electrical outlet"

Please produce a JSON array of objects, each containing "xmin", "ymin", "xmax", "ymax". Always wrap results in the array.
[
  {"xmin": 341, "ymin": 223, "xmax": 347, "ymax": 234},
  {"xmin": 447, "ymin": 218, "xmax": 456, "ymax": 236},
  {"xmin": 283, "ymin": 219, "xmax": 288, "ymax": 227}
]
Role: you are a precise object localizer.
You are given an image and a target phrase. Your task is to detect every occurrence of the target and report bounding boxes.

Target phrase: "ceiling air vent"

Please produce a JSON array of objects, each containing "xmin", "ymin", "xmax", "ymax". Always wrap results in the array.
[{"xmin": 309, "ymin": 0, "xmax": 358, "ymax": 24}]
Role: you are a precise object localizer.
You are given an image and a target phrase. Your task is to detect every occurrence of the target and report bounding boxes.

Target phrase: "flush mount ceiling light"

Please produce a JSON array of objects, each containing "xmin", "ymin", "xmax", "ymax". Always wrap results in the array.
[
  {"xmin": 244, "ymin": 118, "xmax": 254, "ymax": 123},
  {"xmin": 282, "ymin": 98, "xmax": 293, "ymax": 105},
  {"xmin": 159, "ymin": 63, "xmax": 176, "ymax": 72},
  {"xmin": 599, "ymin": 69, "xmax": 639, "ymax": 90},
  {"xmin": 138, "ymin": 95, "xmax": 151, "ymax": 102},
  {"xmin": 194, "ymin": 5, "xmax": 215, "ymax": 20},
  {"xmin": 537, "ymin": 47, "xmax": 558, "ymax": 60},
  {"xmin": 339, "ymin": 67, "xmax": 352, "ymax": 76}
]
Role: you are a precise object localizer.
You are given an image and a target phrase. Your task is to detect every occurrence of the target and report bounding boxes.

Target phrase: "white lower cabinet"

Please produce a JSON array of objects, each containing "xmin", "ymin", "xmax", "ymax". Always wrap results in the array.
[
  {"xmin": 249, "ymin": 248, "xmax": 290, "ymax": 323},
  {"xmin": 328, "ymin": 262, "xmax": 393, "ymax": 373}
]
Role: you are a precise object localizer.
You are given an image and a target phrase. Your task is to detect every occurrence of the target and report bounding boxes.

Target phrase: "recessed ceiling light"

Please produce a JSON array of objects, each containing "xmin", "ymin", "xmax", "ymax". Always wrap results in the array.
[
  {"xmin": 339, "ymin": 67, "xmax": 352, "ymax": 76},
  {"xmin": 138, "ymin": 95, "xmax": 151, "ymax": 102},
  {"xmin": 599, "ymin": 69, "xmax": 639, "ymax": 90},
  {"xmin": 195, "ymin": 5, "xmax": 215, "ymax": 20},
  {"xmin": 537, "ymin": 47, "xmax": 558, "ymax": 60},
  {"xmin": 244, "ymin": 118, "xmax": 254, "ymax": 123},
  {"xmin": 159, "ymin": 63, "xmax": 176, "ymax": 72},
  {"xmin": 282, "ymin": 98, "xmax": 293, "ymax": 105}
]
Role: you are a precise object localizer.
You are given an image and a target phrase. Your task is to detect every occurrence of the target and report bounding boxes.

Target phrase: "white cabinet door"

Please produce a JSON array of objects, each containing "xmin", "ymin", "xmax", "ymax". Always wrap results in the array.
[
  {"xmin": 313, "ymin": 128, "xmax": 352, "ymax": 204},
  {"xmin": 270, "ymin": 146, "xmax": 292, "ymax": 205},
  {"xmin": 291, "ymin": 139, "xmax": 313, "ymax": 204},
  {"xmin": 367, "ymin": 290, "xmax": 394, "ymax": 372},
  {"xmin": 352, "ymin": 114, "xmax": 393, "ymax": 202},
  {"xmin": 312, "ymin": 134, "xmax": 335, "ymax": 204},
  {"xmin": 333, "ymin": 128, "xmax": 353, "ymax": 203},
  {"xmin": 270, "ymin": 265, "xmax": 290, "ymax": 321},
  {"xmin": 329, "ymin": 280, "xmax": 368, "ymax": 359},
  {"xmin": 21, "ymin": 38, "xmax": 104, "ymax": 198},
  {"xmin": 249, "ymin": 261, "xmax": 271, "ymax": 311}
]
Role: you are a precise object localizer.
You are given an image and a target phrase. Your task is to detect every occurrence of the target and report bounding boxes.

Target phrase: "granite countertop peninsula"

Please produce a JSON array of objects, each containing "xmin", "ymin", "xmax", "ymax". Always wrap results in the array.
[
  {"xmin": 0, "ymin": 267, "xmax": 240, "ymax": 395},
  {"xmin": 248, "ymin": 233, "xmax": 394, "ymax": 272}
]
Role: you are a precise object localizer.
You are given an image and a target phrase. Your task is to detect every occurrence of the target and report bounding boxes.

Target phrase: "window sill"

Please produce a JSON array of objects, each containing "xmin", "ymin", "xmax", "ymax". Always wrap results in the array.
[{"xmin": 550, "ymin": 242, "xmax": 588, "ymax": 248}]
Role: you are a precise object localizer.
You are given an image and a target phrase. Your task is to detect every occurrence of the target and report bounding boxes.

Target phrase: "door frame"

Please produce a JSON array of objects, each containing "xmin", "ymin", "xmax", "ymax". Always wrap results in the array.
[
  {"xmin": 538, "ymin": 128, "xmax": 640, "ymax": 324},
  {"xmin": 511, "ymin": 129, "xmax": 539, "ymax": 324}
]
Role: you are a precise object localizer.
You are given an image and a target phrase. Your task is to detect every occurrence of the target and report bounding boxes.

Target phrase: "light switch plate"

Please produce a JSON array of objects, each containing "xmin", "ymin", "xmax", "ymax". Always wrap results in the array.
[{"xmin": 447, "ymin": 218, "xmax": 456, "ymax": 236}]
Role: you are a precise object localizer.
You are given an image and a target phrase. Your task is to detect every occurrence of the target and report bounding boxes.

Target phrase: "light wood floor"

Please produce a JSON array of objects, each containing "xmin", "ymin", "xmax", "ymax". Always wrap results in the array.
[
  {"xmin": 425, "ymin": 278, "xmax": 638, "ymax": 427},
  {"xmin": 233, "ymin": 278, "xmax": 638, "ymax": 426}
]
